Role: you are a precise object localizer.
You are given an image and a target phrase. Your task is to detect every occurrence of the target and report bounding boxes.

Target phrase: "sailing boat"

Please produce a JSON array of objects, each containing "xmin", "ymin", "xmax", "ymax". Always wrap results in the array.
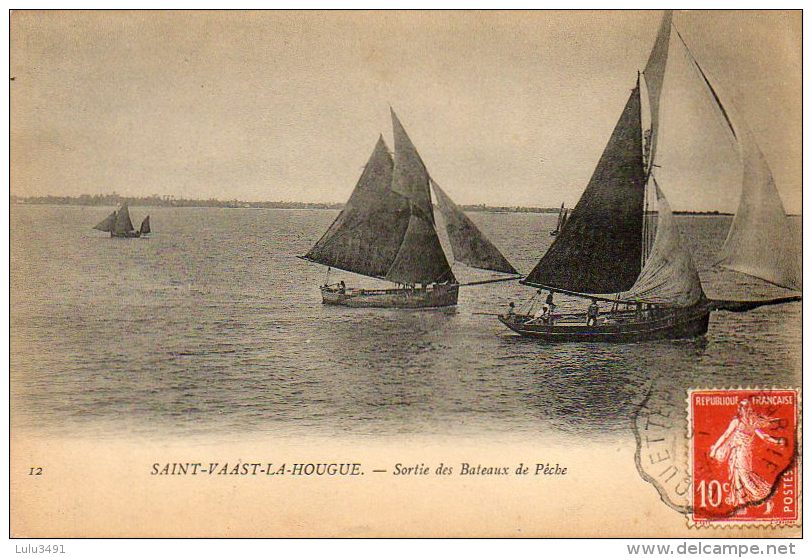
[
  {"xmin": 500, "ymin": 11, "xmax": 800, "ymax": 342},
  {"xmin": 300, "ymin": 109, "xmax": 519, "ymax": 308},
  {"xmin": 93, "ymin": 202, "xmax": 151, "ymax": 238},
  {"xmin": 550, "ymin": 203, "xmax": 568, "ymax": 236}
]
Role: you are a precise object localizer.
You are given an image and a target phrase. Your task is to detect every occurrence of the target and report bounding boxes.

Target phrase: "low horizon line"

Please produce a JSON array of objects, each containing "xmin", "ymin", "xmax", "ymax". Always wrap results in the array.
[{"xmin": 5, "ymin": 194, "xmax": 761, "ymax": 216}]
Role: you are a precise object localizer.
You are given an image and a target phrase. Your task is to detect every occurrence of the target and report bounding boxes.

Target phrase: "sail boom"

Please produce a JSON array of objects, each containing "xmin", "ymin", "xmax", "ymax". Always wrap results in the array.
[
  {"xmin": 518, "ymin": 281, "xmax": 634, "ymax": 304},
  {"xmin": 717, "ymin": 262, "xmax": 802, "ymax": 293},
  {"xmin": 519, "ymin": 279, "xmax": 693, "ymax": 307},
  {"xmin": 710, "ymin": 296, "xmax": 801, "ymax": 312},
  {"xmin": 298, "ymin": 255, "xmax": 389, "ymax": 282},
  {"xmin": 458, "ymin": 275, "xmax": 523, "ymax": 287}
]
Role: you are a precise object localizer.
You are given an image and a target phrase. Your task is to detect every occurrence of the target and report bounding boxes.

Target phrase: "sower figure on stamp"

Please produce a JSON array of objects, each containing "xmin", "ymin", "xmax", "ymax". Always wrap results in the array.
[{"xmin": 709, "ymin": 399, "xmax": 785, "ymax": 512}]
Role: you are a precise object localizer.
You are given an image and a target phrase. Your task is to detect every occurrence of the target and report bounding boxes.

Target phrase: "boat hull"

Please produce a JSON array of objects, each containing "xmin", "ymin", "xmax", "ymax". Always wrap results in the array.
[
  {"xmin": 498, "ymin": 302, "xmax": 710, "ymax": 342},
  {"xmin": 321, "ymin": 284, "xmax": 459, "ymax": 308}
]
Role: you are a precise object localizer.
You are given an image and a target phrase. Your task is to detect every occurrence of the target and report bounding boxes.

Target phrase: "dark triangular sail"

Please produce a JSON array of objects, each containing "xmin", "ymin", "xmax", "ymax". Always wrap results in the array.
[
  {"xmin": 114, "ymin": 203, "xmax": 135, "ymax": 234},
  {"xmin": 385, "ymin": 207, "xmax": 456, "ymax": 284},
  {"xmin": 303, "ymin": 136, "xmax": 411, "ymax": 279},
  {"xmin": 140, "ymin": 215, "xmax": 151, "ymax": 234},
  {"xmin": 390, "ymin": 109, "xmax": 435, "ymax": 224},
  {"xmin": 93, "ymin": 211, "xmax": 117, "ymax": 232},
  {"xmin": 383, "ymin": 110, "xmax": 455, "ymax": 284},
  {"xmin": 430, "ymin": 180, "xmax": 518, "ymax": 274},
  {"xmin": 523, "ymin": 84, "xmax": 647, "ymax": 293}
]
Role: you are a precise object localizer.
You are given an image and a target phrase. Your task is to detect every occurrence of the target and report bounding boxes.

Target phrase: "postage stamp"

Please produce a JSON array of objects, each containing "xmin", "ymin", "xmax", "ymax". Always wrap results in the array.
[{"xmin": 688, "ymin": 388, "xmax": 799, "ymax": 526}]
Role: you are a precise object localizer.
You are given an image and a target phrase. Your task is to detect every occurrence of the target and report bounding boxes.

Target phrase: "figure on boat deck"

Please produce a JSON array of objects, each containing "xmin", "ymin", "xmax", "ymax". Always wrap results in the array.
[
  {"xmin": 586, "ymin": 299, "xmax": 600, "ymax": 326},
  {"xmin": 533, "ymin": 306, "xmax": 550, "ymax": 325},
  {"xmin": 545, "ymin": 290, "xmax": 556, "ymax": 314}
]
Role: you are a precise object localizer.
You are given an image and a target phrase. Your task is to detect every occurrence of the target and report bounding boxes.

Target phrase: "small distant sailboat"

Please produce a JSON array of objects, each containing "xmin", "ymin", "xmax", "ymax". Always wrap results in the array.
[
  {"xmin": 300, "ymin": 109, "xmax": 519, "ymax": 308},
  {"xmin": 500, "ymin": 11, "xmax": 800, "ymax": 342},
  {"xmin": 93, "ymin": 202, "xmax": 151, "ymax": 238},
  {"xmin": 550, "ymin": 203, "xmax": 568, "ymax": 236}
]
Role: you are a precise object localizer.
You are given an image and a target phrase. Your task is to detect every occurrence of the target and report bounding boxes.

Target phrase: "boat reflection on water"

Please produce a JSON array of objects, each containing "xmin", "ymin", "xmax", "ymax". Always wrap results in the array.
[
  {"xmin": 287, "ymin": 307, "xmax": 463, "ymax": 434},
  {"xmin": 280, "ymin": 287, "xmax": 798, "ymax": 440},
  {"xmin": 505, "ymin": 336, "xmax": 709, "ymax": 439},
  {"xmin": 298, "ymin": 306, "xmax": 726, "ymax": 439}
]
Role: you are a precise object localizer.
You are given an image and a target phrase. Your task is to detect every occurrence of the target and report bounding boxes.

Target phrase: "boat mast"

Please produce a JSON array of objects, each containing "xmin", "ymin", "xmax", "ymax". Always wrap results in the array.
[
  {"xmin": 522, "ymin": 9, "xmax": 704, "ymax": 309},
  {"xmin": 385, "ymin": 110, "xmax": 456, "ymax": 285},
  {"xmin": 618, "ymin": 11, "xmax": 704, "ymax": 308},
  {"xmin": 638, "ymin": 70, "xmax": 650, "ymax": 270},
  {"xmin": 639, "ymin": 11, "xmax": 673, "ymax": 273},
  {"xmin": 521, "ymin": 80, "xmax": 647, "ymax": 296}
]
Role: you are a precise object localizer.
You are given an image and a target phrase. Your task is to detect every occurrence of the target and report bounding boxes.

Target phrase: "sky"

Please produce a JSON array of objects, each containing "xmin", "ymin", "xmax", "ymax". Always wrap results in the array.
[{"xmin": 10, "ymin": 10, "xmax": 801, "ymax": 213}]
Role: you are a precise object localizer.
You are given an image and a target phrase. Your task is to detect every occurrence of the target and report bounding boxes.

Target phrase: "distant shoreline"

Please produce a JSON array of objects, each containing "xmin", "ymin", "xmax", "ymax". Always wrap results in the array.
[{"xmin": 9, "ymin": 195, "xmax": 741, "ymax": 215}]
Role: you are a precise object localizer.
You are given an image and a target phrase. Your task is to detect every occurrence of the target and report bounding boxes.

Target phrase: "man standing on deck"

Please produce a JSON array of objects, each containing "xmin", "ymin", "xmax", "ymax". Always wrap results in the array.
[
  {"xmin": 529, "ymin": 305, "xmax": 549, "ymax": 324},
  {"xmin": 586, "ymin": 299, "xmax": 599, "ymax": 326},
  {"xmin": 545, "ymin": 290, "xmax": 556, "ymax": 314}
]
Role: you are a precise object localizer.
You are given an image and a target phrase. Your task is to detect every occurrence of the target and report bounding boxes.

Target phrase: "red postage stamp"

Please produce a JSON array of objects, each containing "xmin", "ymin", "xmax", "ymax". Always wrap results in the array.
[{"xmin": 689, "ymin": 388, "xmax": 799, "ymax": 526}]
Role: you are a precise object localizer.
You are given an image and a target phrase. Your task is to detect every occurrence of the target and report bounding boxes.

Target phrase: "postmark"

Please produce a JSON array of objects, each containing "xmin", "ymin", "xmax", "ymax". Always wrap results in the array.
[
  {"xmin": 633, "ymin": 387, "xmax": 693, "ymax": 514},
  {"xmin": 688, "ymin": 388, "xmax": 799, "ymax": 526}
]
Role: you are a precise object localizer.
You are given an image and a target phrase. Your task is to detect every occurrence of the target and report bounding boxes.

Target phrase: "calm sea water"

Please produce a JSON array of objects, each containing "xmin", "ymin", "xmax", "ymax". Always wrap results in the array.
[{"xmin": 10, "ymin": 206, "xmax": 801, "ymax": 440}]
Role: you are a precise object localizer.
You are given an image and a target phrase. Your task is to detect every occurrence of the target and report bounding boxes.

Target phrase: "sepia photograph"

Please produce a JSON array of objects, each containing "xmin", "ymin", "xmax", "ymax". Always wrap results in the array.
[{"xmin": 8, "ymin": 7, "xmax": 802, "ymax": 541}]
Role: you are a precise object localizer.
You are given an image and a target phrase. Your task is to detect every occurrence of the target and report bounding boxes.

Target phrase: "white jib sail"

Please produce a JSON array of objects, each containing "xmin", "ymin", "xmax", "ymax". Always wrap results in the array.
[
  {"xmin": 717, "ymin": 126, "xmax": 802, "ymax": 291},
  {"xmin": 622, "ymin": 183, "xmax": 704, "ymax": 307}
]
